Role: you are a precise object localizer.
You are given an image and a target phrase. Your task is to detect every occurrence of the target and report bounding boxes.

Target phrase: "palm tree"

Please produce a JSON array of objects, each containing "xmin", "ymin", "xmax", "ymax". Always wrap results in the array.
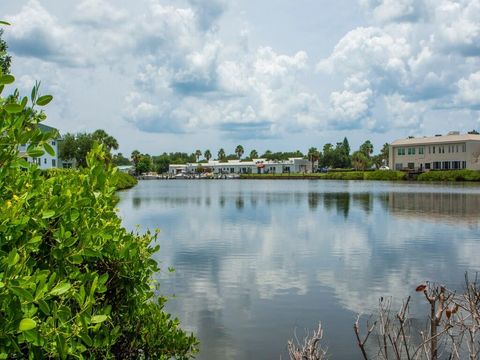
[
  {"xmin": 360, "ymin": 140, "xmax": 374, "ymax": 158},
  {"xmin": 249, "ymin": 149, "xmax": 258, "ymax": 159},
  {"xmin": 307, "ymin": 147, "xmax": 320, "ymax": 173},
  {"xmin": 131, "ymin": 150, "xmax": 141, "ymax": 175},
  {"xmin": 217, "ymin": 148, "xmax": 226, "ymax": 161},
  {"xmin": 235, "ymin": 145, "xmax": 244, "ymax": 159},
  {"xmin": 195, "ymin": 149, "xmax": 202, "ymax": 162},
  {"xmin": 204, "ymin": 149, "xmax": 212, "ymax": 162}
]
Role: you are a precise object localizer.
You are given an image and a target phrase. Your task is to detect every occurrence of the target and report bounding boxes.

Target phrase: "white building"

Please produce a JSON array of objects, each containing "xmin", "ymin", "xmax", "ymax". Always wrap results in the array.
[
  {"xmin": 169, "ymin": 158, "xmax": 310, "ymax": 175},
  {"xmin": 389, "ymin": 132, "xmax": 480, "ymax": 171},
  {"xmin": 19, "ymin": 124, "xmax": 60, "ymax": 169}
]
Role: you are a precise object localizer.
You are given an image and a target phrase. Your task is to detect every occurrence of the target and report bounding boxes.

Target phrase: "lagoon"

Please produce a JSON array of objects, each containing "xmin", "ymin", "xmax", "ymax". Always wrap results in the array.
[{"xmin": 117, "ymin": 180, "xmax": 480, "ymax": 359}]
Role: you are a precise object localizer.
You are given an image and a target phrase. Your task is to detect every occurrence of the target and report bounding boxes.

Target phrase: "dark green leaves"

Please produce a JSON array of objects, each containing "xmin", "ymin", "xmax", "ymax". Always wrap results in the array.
[
  {"xmin": 4, "ymin": 103, "xmax": 23, "ymax": 114},
  {"xmin": 49, "ymin": 282, "xmax": 71, "ymax": 296},
  {"xmin": 0, "ymin": 74, "xmax": 14, "ymax": 85},
  {"xmin": 36, "ymin": 95, "xmax": 53, "ymax": 106},
  {"xmin": 0, "ymin": 21, "xmax": 11, "ymax": 26}
]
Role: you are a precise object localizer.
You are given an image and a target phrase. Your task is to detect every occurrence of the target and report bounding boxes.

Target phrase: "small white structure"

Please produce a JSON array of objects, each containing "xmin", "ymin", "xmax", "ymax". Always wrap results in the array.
[
  {"xmin": 169, "ymin": 158, "xmax": 310, "ymax": 175},
  {"xmin": 116, "ymin": 165, "xmax": 134, "ymax": 174},
  {"xmin": 389, "ymin": 132, "xmax": 480, "ymax": 171},
  {"xmin": 19, "ymin": 124, "xmax": 60, "ymax": 169}
]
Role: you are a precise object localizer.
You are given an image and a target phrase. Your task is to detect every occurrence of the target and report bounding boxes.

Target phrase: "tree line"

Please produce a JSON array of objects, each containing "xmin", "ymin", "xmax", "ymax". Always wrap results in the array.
[
  {"xmin": 123, "ymin": 138, "xmax": 390, "ymax": 175},
  {"xmin": 60, "ymin": 132, "xmax": 391, "ymax": 174}
]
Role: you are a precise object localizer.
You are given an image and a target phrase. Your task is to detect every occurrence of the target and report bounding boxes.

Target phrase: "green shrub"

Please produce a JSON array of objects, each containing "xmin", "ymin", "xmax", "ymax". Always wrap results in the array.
[
  {"xmin": 364, "ymin": 170, "xmax": 406, "ymax": 181},
  {"xmin": 0, "ymin": 72, "xmax": 197, "ymax": 357},
  {"xmin": 417, "ymin": 170, "xmax": 480, "ymax": 182},
  {"xmin": 115, "ymin": 172, "xmax": 137, "ymax": 190}
]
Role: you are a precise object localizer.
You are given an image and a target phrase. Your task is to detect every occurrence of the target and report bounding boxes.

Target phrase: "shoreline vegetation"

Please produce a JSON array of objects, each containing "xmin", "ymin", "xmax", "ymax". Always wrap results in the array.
[
  {"xmin": 238, "ymin": 169, "xmax": 480, "ymax": 181},
  {"xmin": 115, "ymin": 171, "xmax": 138, "ymax": 190}
]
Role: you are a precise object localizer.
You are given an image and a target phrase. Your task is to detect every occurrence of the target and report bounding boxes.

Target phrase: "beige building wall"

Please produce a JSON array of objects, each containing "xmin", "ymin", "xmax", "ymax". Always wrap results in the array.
[{"xmin": 388, "ymin": 134, "xmax": 480, "ymax": 171}]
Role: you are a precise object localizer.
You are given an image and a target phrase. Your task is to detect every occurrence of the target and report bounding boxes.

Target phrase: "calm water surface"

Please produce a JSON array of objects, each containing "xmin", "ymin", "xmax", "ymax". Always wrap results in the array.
[{"xmin": 117, "ymin": 180, "xmax": 480, "ymax": 359}]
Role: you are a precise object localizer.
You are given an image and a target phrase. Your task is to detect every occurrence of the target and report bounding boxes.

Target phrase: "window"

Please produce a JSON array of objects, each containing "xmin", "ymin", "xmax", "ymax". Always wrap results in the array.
[
  {"xmin": 456, "ymin": 145, "xmax": 459, "ymax": 153},
  {"xmin": 44, "ymin": 158, "xmax": 47, "ymax": 164},
  {"xmin": 51, "ymin": 141, "xmax": 56, "ymax": 146},
  {"xmin": 433, "ymin": 162, "xmax": 441, "ymax": 170},
  {"xmin": 425, "ymin": 163, "xmax": 431, "ymax": 170},
  {"xmin": 397, "ymin": 148, "xmax": 405, "ymax": 156},
  {"xmin": 462, "ymin": 143, "xmax": 466, "ymax": 152},
  {"xmin": 443, "ymin": 161, "xmax": 450, "ymax": 170},
  {"xmin": 408, "ymin": 162, "xmax": 415, "ymax": 169},
  {"xmin": 52, "ymin": 159, "xmax": 56, "ymax": 167},
  {"xmin": 462, "ymin": 161, "xmax": 467, "ymax": 169},
  {"xmin": 419, "ymin": 147, "xmax": 424, "ymax": 155},
  {"xmin": 395, "ymin": 163, "xmax": 403, "ymax": 170},
  {"xmin": 407, "ymin": 147, "xmax": 416, "ymax": 155},
  {"xmin": 433, "ymin": 146, "xmax": 435, "ymax": 154},
  {"xmin": 428, "ymin": 146, "xmax": 431, "ymax": 154}
]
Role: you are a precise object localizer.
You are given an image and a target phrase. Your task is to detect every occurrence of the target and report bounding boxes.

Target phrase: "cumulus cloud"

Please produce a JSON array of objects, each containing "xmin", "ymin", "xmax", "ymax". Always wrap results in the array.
[
  {"xmin": 456, "ymin": 71, "xmax": 480, "ymax": 108},
  {"xmin": 318, "ymin": 0, "xmax": 480, "ymax": 132},
  {"xmin": 6, "ymin": 0, "xmax": 86, "ymax": 67}
]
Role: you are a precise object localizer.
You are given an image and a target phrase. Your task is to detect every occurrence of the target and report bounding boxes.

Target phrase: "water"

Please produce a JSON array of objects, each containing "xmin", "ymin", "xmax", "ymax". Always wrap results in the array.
[{"xmin": 117, "ymin": 180, "xmax": 480, "ymax": 359}]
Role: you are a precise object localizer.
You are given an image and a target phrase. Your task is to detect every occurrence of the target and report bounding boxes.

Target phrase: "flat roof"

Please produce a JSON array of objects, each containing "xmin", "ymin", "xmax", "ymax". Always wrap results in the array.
[{"xmin": 391, "ymin": 134, "xmax": 480, "ymax": 146}]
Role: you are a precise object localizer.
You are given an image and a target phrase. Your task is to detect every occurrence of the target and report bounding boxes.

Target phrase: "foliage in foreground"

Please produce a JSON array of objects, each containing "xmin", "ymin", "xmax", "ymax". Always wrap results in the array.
[
  {"xmin": 417, "ymin": 169, "xmax": 480, "ymax": 182},
  {"xmin": 289, "ymin": 275, "xmax": 480, "ymax": 360},
  {"xmin": 0, "ymin": 72, "xmax": 197, "ymax": 358}
]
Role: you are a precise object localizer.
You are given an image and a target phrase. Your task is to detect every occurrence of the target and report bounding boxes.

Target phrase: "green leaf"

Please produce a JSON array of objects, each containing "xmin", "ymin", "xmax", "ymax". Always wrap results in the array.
[
  {"xmin": 0, "ymin": 21, "xmax": 11, "ymax": 26},
  {"xmin": 78, "ymin": 332, "xmax": 93, "ymax": 346},
  {"xmin": 10, "ymin": 287, "xmax": 34, "ymax": 302},
  {"xmin": 37, "ymin": 300, "xmax": 50, "ymax": 315},
  {"xmin": 19, "ymin": 318, "xmax": 37, "ymax": 332},
  {"xmin": 90, "ymin": 315, "xmax": 108, "ymax": 324},
  {"xmin": 43, "ymin": 142, "xmax": 55, "ymax": 156},
  {"xmin": 36, "ymin": 95, "xmax": 53, "ymax": 106},
  {"xmin": 27, "ymin": 148, "xmax": 44, "ymax": 158},
  {"xmin": 70, "ymin": 209, "xmax": 80, "ymax": 221},
  {"xmin": 49, "ymin": 282, "xmax": 71, "ymax": 296},
  {"xmin": 42, "ymin": 210, "xmax": 55, "ymax": 219},
  {"xmin": 0, "ymin": 75, "xmax": 14, "ymax": 85},
  {"xmin": 4, "ymin": 104, "xmax": 23, "ymax": 114},
  {"xmin": 7, "ymin": 249, "xmax": 19, "ymax": 266}
]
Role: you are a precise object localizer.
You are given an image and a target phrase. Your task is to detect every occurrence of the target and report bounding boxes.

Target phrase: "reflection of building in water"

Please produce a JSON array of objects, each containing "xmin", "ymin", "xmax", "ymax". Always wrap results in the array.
[{"xmin": 386, "ymin": 192, "xmax": 480, "ymax": 223}]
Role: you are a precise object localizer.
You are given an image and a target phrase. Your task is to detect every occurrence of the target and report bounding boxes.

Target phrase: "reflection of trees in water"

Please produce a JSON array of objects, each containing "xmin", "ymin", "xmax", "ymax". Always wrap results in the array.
[
  {"xmin": 235, "ymin": 196, "xmax": 244, "ymax": 210},
  {"xmin": 308, "ymin": 192, "xmax": 320, "ymax": 210},
  {"xmin": 351, "ymin": 193, "xmax": 372, "ymax": 214},
  {"xmin": 323, "ymin": 193, "xmax": 350, "ymax": 219}
]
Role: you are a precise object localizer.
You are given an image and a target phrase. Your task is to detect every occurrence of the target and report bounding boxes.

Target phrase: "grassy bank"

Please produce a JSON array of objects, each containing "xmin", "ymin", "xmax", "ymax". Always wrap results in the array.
[
  {"xmin": 115, "ymin": 171, "xmax": 138, "ymax": 190},
  {"xmin": 417, "ymin": 169, "xmax": 480, "ymax": 181},
  {"xmin": 241, "ymin": 170, "xmax": 406, "ymax": 181}
]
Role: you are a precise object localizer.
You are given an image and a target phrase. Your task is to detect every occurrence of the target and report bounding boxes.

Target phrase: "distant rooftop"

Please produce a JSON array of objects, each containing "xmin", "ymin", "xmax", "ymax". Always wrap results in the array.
[{"xmin": 391, "ymin": 132, "xmax": 480, "ymax": 146}]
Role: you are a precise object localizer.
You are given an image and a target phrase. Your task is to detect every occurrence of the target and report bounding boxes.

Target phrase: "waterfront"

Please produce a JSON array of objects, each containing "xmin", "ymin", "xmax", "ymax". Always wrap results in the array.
[{"xmin": 117, "ymin": 180, "xmax": 480, "ymax": 359}]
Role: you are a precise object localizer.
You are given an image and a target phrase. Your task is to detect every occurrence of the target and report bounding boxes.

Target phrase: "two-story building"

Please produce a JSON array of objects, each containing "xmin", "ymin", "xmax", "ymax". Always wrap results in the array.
[
  {"xmin": 19, "ymin": 124, "xmax": 60, "ymax": 169},
  {"xmin": 389, "ymin": 132, "xmax": 480, "ymax": 171}
]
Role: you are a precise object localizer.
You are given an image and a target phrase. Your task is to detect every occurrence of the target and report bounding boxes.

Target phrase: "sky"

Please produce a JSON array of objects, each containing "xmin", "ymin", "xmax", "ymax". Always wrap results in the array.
[{"xmin": 1, "ymin": 0, "xmax": 480, "ymax": 156}]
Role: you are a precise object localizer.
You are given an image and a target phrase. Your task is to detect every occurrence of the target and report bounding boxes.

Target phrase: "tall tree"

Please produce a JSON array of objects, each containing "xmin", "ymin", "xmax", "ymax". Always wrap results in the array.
[
  {"xmin": 249, "ymin": 149, "xmax": 258, "ymax": 159},
  {"xmin": 359, "ymin": 140, "xmax": 374, "ymax": 158},
  {"xmin": 307, "ymin": 147, "xmax": 320, "ymax": 173},
  {"xmin": 195, "ymin": 149, "xmax": 202, "ymax": 162},
  {"xmin": 235, "ymin": 145, "xmax": 244, "ymax": 159},
  {"xmin": 0, "ymin": 28, "xmax": 11, "ymax": 74},
  {"xmin": 352, "ymin": 151, "xmax": 370, "ymax": 170},
  {"xmin": 131, "ymin": 150, "xmax": 141, "ymax": 175},
  {"xmin": 59, "ymin": 130, "xmax": 119, "ymax": 167},
  {"xmin": 204, "ymin": 149, "xmax": 212, "ymax": 162},
  {"xmin": 342, "ymin": 137, "xmax": 350, "ymax": 155},
  {"xmin": 92, "ymin": 129, "xmax": 119, "ymax": 151},
  {"xmin": 112, "ymin": 152, "xmax": 131, "ymax": 166},
  {"xmin": 217, "ymin": 148, "xmax": 226, "ymax": 161}
]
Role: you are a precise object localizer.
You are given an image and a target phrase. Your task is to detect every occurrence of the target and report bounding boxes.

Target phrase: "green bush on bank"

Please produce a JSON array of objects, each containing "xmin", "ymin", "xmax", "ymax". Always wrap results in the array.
[
  {"xmin": 241, "ymin": 170, "xmax": 406, "ymax": 181},
  {"xmin": 0, "ymin": 73, "xmax": 197, "ymax": 358},
  {"xmin": 417, "ymin": 169, "xmax": 480, "ymax": 181},
  {"xmin": 115, "ymin": 171, "xmax": 137, "ymax": 190}
]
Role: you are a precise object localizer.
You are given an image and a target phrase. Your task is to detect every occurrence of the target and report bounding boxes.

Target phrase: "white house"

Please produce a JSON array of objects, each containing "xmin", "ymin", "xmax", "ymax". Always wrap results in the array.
[
  {"xmin": 169, "ymin": 158, "xmax": 310, "ymax": 175},
  {"xmin": 19, "ymin": 124, "xmax": 60, "ymax": 169}
]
